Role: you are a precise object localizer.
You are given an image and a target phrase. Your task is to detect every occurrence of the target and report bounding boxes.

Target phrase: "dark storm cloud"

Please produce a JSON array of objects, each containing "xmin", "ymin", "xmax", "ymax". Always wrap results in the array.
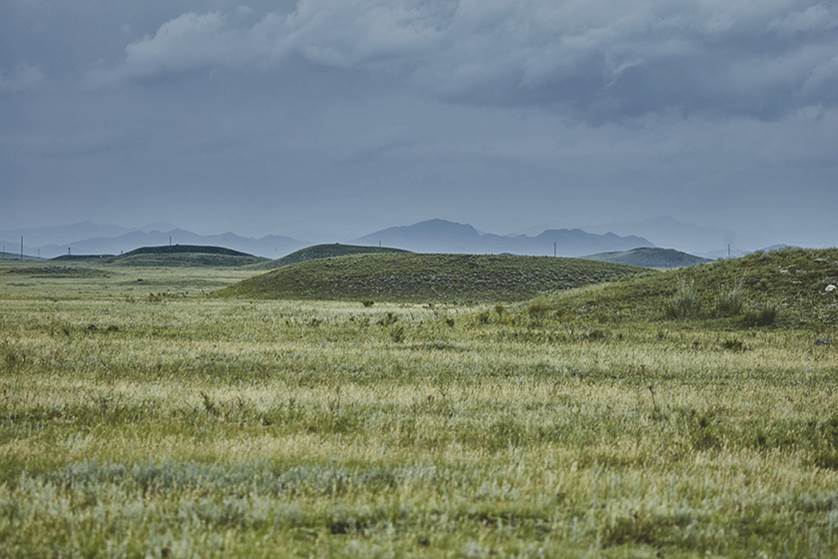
[
  {"xmin": 88, "ymin": 0, "xmax": 838, "ymax": 119},
  {"xmin": 1, "ymin": 1, "xmax": 837, "ymax": 250}
]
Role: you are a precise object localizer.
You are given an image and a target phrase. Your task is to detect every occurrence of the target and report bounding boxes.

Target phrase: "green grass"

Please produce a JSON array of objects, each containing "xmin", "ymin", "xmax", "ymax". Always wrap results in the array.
[
  {"xmin": 584, "ymin": 247, "xmax": 710, "ymax": 269},
  {"xmin": 108, "ymin": 245, "xmax": 267, "ymax": 268},
  {"xmin": 529, "ymin": 248, "xmax": 838, "ymax": 329},
  {"xmin": 254, "ymin": 243, "xmax": 409, "ymax": 270},
  {"xmin": 222, "ymin": 253, "xmax": 645, "ymax": 303},
  {"xmin": 0, "ymin": 256, "xmax": 836, "ymax": 557},
  {"xmin": 5, "ymin": 265, "xmax": 111, "ymax": 278}
]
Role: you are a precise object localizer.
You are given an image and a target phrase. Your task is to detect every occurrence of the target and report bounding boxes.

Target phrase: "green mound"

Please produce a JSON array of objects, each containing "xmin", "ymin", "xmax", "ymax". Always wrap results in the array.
[
  {"xmin": 219, "ymin": 253, "xmax": 643, "ymax": 303},
  {"xmin": 584, "ymin": 247, "xmax": 710, "ymax": 269},
  {"xmin": 529, "ymin": 248, "xmax": 838, "ymax": 328},
  {"xmin": 51, "ymin": 254, "xmax": 115, "ymax": 263},
  {"xmin": 5, "ymin": 265, "xmax": 110, "ymax": 278},
  {"xmin": 0, "ymin": 252, "xmax": 41, "ymax": 261},
  {"xmin": 111, "ymin": 245, "xmax": 266, "ymax": 267},
  {"xmin": 254, "ymin": 243, "xmax": 409, "ymax": 270}
]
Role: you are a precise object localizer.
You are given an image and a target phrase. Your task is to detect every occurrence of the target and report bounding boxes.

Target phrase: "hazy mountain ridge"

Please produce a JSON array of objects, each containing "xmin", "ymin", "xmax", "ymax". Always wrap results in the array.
[
  {"xmin": 583, "ymin": 247, "xmax": 711, "ymax": 269},
  {"xmin": 37, "ymin": 229, "xmax": 304, "ymax": 258},
  {"xmin": 579, "ymin": 216, "xmax": 735, "ymax": 256},
  {"xmin": 356, "ymin": 219, "xmax": 654, "ymax": 256},
  {"xmin": 0, "ymin": 221, "xmax": 133, "ymax": 248}
]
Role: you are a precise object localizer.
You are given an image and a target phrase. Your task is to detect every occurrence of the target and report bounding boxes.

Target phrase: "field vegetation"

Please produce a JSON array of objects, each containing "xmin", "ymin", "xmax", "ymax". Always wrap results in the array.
[
  {"xmin": 223, "ymin": 253, "xmax": 644, "ymax": 303},
  {"xmin": 583, "ymin": 247, "xmax": 710, "ymax": 269},
  {"xmin": 254, "ymin": 243, "xmax": 409, "ymax": 270},
  {"xmin": 0, "ymin": 250, "xmax": 836, "ymax": 557}
]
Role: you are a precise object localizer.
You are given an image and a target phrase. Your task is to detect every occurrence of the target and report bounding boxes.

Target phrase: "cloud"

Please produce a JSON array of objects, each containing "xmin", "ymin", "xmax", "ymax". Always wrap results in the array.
[
  {"xmin": 0, "ymin": 63, "xmax": 44, "ymax": 93},
  {"xmin": 82, "ymin": 1, "xmax": 838, "ymax": 119}
]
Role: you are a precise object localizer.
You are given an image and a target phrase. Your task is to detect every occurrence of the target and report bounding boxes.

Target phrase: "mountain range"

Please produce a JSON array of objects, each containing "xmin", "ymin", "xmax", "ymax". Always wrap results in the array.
[
  {"xmin": 0, "ymin": 218, "xmax": 726, "ymax": 260},
  {"xmin": 35, "ymin": 229, "xmax": 303, "ymax": 259},
  {"xmin": 355, "ymin": 219, "xmax": 653, "ymax": 256}
]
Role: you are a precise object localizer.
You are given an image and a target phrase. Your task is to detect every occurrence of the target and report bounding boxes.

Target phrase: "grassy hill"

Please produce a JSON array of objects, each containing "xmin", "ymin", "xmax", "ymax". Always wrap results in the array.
[
  {"xmin": 220, "ymin": 253, "xmax": 644, "ymax": 303},
  {"xmin": 528, "ymin": 248, "xmax": 838, "ymax": 328},
  {"xmin": 110, "ymin": 245, "xmax": 266, "ymax": 267},
  {"xmin": 0, "ymin": 252, "xmax": 41, "ymax": 261},
  {"xmin": 51, "ymin": 254, "xmax": 115, "ymax": 262},
  {"xmin": 4, "ymin": 265, "xmax": 110, "ymax": 278},
  {"xmin": 584, "ymin": 247, "xmax": 710, "ymax": 268},
  {"xmin": 254, "ymin": 243, "xmax": 409, "ymax": 270}
]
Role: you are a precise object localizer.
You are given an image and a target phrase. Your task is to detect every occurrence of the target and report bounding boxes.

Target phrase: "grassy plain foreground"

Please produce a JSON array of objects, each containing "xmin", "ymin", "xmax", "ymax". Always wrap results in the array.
[{"xmin": 0, "ymin": 260, "xmax": 836, "ymax": 557}]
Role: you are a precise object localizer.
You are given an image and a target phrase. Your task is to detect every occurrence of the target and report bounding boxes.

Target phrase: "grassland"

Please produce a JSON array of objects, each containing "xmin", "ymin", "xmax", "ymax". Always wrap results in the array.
[
  {"xmin": 254, "ymin": 243, "xmax": 409, "ymax": 270},
  {"xmin": 0, "ymin": 254, "xmax": 836, "ymax": 558},
  {"xmin": 110, "ymin": 245, "xmax": 267, "ymax": 268},
  {"xmin": 531, "ymin": 248, "xmax": 838, "ymax": 329},
  {"xmin": 223, "ymin": 253, "xmax": 644, "ymax": 303},
  {"xmin": 583, "ymin": 247, "xmax": 710, "ymax": 269}
]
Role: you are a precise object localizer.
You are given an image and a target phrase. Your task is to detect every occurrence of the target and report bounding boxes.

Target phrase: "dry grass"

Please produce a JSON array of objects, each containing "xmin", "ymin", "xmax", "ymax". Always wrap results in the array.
[{"xmin": 0, "ymin": 262, "xmax": 836, "ymax": 557}]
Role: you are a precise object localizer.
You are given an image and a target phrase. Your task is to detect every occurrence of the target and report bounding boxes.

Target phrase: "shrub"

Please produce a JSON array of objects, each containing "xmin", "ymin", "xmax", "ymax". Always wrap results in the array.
[
  {"xmin": 714, "ymin": 286, "xmax": 743, "ymax": 317},
  {"xmin": 743, "ymin": 304, "xmax": 778, "ymax": 327},
  {"xmin": 527, "ymin": 301, "xmax": 549, "ymax": 319},
  {"xmin": 720, "ymin": 338, "xmax": 747, "ymax": 352},
  {"xmin": 389, "ymin": 325, "xmax": 405, "ymax": 343},
  {"xmin": 378, "ymin": 312, "xmax": 398, "ymax": 327},
  {"xmin": 361, "ymin": 300, "xmax": 375, "ymax": 308},
  {"xmin": 664, "ymin": 280, "xmax": 702, "ymax": 320}
]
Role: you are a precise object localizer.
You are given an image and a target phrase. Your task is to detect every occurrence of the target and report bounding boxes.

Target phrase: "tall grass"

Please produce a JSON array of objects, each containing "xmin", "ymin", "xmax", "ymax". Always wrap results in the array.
[
  {"xmin": 0, "ymin": 261, "xmax": 834, "ymax": 557},
  {"xmin": 664, "ymin": 279, "xmax": 702, "ymax": 320}
]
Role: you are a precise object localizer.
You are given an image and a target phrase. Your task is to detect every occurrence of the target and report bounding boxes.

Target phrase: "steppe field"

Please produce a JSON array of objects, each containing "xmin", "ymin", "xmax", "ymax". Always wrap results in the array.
[{"xmin": 0, "ymin": 254, "xmax": 836, "ymax": 558}]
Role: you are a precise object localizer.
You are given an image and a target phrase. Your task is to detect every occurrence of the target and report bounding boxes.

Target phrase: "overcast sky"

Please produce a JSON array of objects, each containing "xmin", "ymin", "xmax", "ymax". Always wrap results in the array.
[{"xmin": 2, "ymin": 0, "xmax": 837, "ymax": 246}]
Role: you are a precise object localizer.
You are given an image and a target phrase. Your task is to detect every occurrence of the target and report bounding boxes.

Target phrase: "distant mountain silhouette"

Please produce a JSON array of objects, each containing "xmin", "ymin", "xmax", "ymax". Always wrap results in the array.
[
  {"xmin": 583, "ymin": 216, "xmax": 734, "ymax": 256},
  {"xmin": 355, "ymin": 219, "xmax": 653, "ymax": 256},
  {"xmin": 36, "ymin": 229, "xmax": 304, "ymax": 258},
  {"xmin": 583, "ymin": 247, "xmax": 711, "ymax": 268},
  {"xmin": 0, "ymin": 221, "xmax": 132, "ymax": 248}
]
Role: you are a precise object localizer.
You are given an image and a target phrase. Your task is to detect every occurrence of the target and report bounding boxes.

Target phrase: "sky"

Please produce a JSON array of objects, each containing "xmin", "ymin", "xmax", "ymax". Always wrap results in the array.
[{"xmin": 2, "ymin": 0, "xmax": 837, "ymax": 247}]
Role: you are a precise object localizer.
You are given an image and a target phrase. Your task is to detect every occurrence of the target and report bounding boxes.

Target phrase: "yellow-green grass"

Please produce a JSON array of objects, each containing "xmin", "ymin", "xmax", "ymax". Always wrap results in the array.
[
  {"xmin": 0, "ymin": 261, "xmax": 836, "ymax": 557},
  {"xmin": 221, "ymin": 252, "xmax": 646, "ymax": 303},
  {"xmin": 529, "ymin": 248, "xmax": 838, "ymax": 329},
  {"xmin": 252, "ymin": 243, "xmax": 409, "ymax": 270}
]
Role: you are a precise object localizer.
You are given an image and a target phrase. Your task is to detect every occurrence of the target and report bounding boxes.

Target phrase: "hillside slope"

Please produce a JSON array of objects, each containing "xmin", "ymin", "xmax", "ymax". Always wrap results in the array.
[
  {"xmin": 254, "ymin": 243, "xmax": 409, "ymax": 270},
  {"xmin": 584, "ymin": 247, "xmax": 710, "ymax": 268},
  {"xmin": 0, "ymin": 252, "xmax": 42, "ymax": 261},
  {"xmin": 219, "ymin": 253, "xmax": 644, "ymax": 303},
  {"xmin": 110, "ymin": 245, "xmax": 266, "ymax": 267},
  {"xmin": 529, "ymin": 248, "xmax": 838, "ymax": 328}
]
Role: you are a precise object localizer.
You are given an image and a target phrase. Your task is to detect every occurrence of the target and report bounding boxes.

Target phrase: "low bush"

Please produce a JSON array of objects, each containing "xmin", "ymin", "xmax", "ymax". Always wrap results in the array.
[
  {"xmin": 743, "ymin": 304, "xmax": 778, "ymax": 327},
  {"xmin": 715, "ymin": 286, "xmax": 744, "ymax": 317},
  {"xmin": 664, "ymin": 280, "xmax": 702, "ymax": 320}
]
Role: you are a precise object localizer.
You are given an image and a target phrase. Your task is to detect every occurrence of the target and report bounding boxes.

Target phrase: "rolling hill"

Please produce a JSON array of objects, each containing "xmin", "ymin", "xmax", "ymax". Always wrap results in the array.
[
  {"xmin": 584, "ymin": 247, "xmax": 710, "ymax": 268},
  {"xmin": 254, "ymin": 243, "xmax": 410, "ymax": 270},
  {"xmin": 32, "ymin": 227, "xmax": 304, "ymax": 258},
  {"xmin": 0, "ymin": 251, "xmax": 42, "ymax": 261},
  {"xmin": 355, "ymin": 219, "xmax": 653, "ymax": 256},
  {"xmin": 109, "ymin": 245, "xmax": 267, "ymax": 267},
  {"xmin": 51, "ymin": 254, "xmax": 115, "ymax": 262},
  {"xmin": 527, "ymin": 248, "xmax": 838, "ymax": 328},
  {"xmin": 219, "ymin": 253, "xmax": 644, "ymax": 303}
]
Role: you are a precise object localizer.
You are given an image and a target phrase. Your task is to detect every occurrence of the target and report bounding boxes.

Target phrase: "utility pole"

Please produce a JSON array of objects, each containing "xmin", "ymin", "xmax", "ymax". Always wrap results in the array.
[
  {"xmin": 20, "ymin": 236, "xmax": 23, "ymax": 260},
  {"xmin": 553, "ymin": 241, "xmax": 557, "ymax": 257},
  {"xmin": 727, "ymin": 244, "xmax": 731, "ymax": 259},
  {"xmin": 169, "ymin": 236, "xmax": 172, "ymax": 247}
]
